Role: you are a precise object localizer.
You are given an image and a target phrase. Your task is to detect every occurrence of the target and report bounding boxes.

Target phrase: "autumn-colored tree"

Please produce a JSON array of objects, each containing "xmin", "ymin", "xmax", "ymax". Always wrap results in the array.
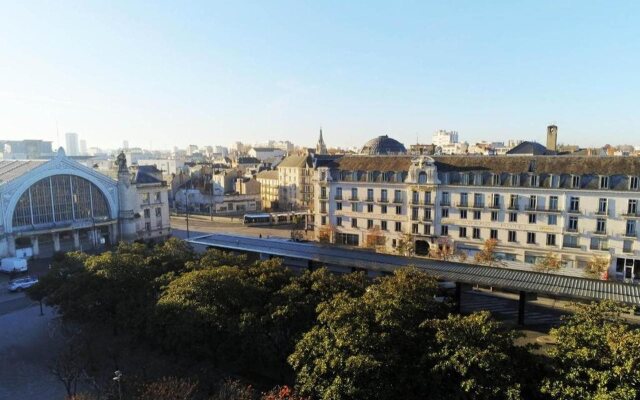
[
  {"xmin": 534, "ymin": 252, "xmax": 562, "ymax": 273},
  {"xmin": 364, "ymin": 226, "xmax": 385, "ymax": 250},
  {"xmin": 395, "ymin": 233, "xmax": 414, "ymax": 256},
  {"xmin": 138, "ymin": 376, "xmax": 198, "ymax": 400},
  {"xmin": 262, "ymin": 385, "xmax": 309, "ymax": 400},
  {"xmin": 473, "ymin": 239, "xmax": 504, "ymax": 267},
  {"xmin": 430, "ymin": 237, "xmax": 455, "ymax": 261},
  {"xmin": 585, "ymin": 255, "xmax": 610, "ymax": 280},
  {"xmin": 317, "ymin": 224, "xmax": 335, "ymax": 243}
]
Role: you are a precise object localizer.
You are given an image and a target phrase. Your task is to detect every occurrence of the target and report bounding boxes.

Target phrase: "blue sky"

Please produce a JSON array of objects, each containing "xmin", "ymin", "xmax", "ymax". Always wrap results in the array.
[{"xmin": 0, "ymin": 1, "xmax": 639, "ymax": 150}]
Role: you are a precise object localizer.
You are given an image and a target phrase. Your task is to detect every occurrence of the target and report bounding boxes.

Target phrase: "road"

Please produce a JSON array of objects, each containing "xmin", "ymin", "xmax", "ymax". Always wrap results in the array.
[{"xmin": 170, "ymin": 215, "xmax": 310, "ymax": 240}]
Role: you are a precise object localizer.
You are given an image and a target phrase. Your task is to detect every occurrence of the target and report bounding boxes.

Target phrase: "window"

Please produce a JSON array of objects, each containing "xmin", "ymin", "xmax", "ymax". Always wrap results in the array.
[
  {"xmin": 320, "ymin": 202, "xmax": 327, "ymax": 213},
  {"xmin": 548, "ymin": 215, "xmax": 557, "ymax": 225},
  {"xmin": 491, "ymin": 193, "xmax": 500, "ymax": 208},
  {"xmin": 529, "ymin": 195, "xmax": 537, "ymax": 209},
  {"xmin": 412, "ymin": 207, "xmax": 419, "ymax": 220},
  {"xmin": 568, "ymin": 216, "xmax": 578, "ymax": 231},
  {"xmin": 381, "ymin": 205, "xmax": 387, "ymax": 214},
  {"xmin": 320, "ymin": 186, "xmax": 327, "ymax": 198},
  {"xmin": 144, "ymin": 209, "xmax": 151, "ymax": 218},
  {"xmin": 411, "ymin": 191, "xmax": 419, "ymax": 204},
  {"xmin": 142, "ymin": 193, "xmax": 150, "ymax": 203},
  {"xmin": 367, "ymin": 204, "xmax": 373, "ymax": 213},
  {"xmin": 528, "ymin": 214, "xmax": 537, "ymax": 224},
  {"xmin": 509, "ymin": 194, "xmax": 518, "ymax": 209},
  {"xmin": 396, "ymin": 206, "xmax": 402, "ymax": 215},
  {"xmin": 473, "ymin": 193, "xmax": 484, "ymax": 207},
  {"xmin": 321, "ymin": 216, "xmax": 326, "ymax": 225},
  {"xmin": 424, "ymin": 208, "xmax": 432, "ymax": 220},
  {"xmin": 508, "ymin": 231, "xmax": 517, "ymax": 242},
  {"xmin": 492, "ymin": 174, "xmax": 500, "ymax": 185},
  {"xmin": 155, "ymin": 207, "xmax": 162, "ymax": 217},
  {"xmin": 336, "ymin": 202, "xmax": 343, "ymax": 211},
  {"xmin": 351, "ymin": 203, "xmax": 358, "ymax": 212},
  {"xmin": 596, "ymin": 218, "xmax": 606, "ymax": 233},
  {"xmin": 442, "ymin": 208, "xmax": 449, "ymax": 218},
  {"xmin": 381, "ymin": 220, "xmax": 387, "ymax": 231},
  {"xmin": 155, "ymin": 192, "xmax": 161, "ymax": 202},
  {"xmin": 394, "ymin": 190, "xmax": 402, "ymax": 203},
  {"xmin": 351, "ymin": 218, "xmax": 357, "ymax": 228},
  {"xmin": 511, "ymin": 174, "xmax": 519, "ymax": 186},
  {"xmin": 336, "ymin": 217, "xmax": 342, "ymax": 226},
  {"xmin": 631, "ymin": 176, "xmax": 639, "ymax": 190},
  {"xmin": 546, "ymin": 234, "xmax": 556, "ymax": 246},
  {"xmin": 460, "ymin": 210, "xmax": 468, "ymax": 219},
  {"xmin": 395, "ymin": 222, "xmax": 402, "ymax": 232},
  {"xmin": 441, "ymin": 225, "xmax": 449, "ymax": 236},
  {"xmin": 491, "ymin": 211, "xmax": 498, "ymax": 221},
  {"xmin": 424, "ymin": 224, "xmax": 431, "ymax": 235},
  {"xmin": 145, "ymin": 222, "xmax": 151, "ymax": 232},
  {"xmin": 473, "ymin": 211, "xmax": 481, "ymax": 220},
  {"xmin": 624, "ymin": 240, "xmax": 633, "ymax": 253},
  {"xmin": 628, "ymin": 199, "xmax": 637, "ymax": 215},
  {"xmin": 367, "ymin": 219, "xmax": 374, "ymax": 229},
  {"xmin": 459, "ymin": 227, "xmax": 467, "ymax": 238},
  {"xmin": 424, "ymin": 191, "xmax": 432, "ymax": 204},
  {"xmin": 351, "ymin": 188, "xmax": 358, "ymax": 200},
  {"xmin": 472, "ymin": 228, "xmax": 481, "ymax": 239},
  {"xmin": 460, "ymin": 192, "xmax": 468, "ymax": 206},
  {"xmin": 598, "ymin": 198, "xmax": 608, "ymax": 214},
  {"xmin": 336, "ymin": 187, "xmax": 343, "ymax": 199},
  {"xmin": 600, "ymin": 176, "xmax": 609, "ymax": 189},
  {"xmin": 549, "ymin": 196, "xmax": 558, "ymax": 211},
  {"xmin": 412, "ymin": 224, "xmax": 419, "ymax": 234},
  {"xmin": 572, "ymin": 175, "xmax": 581, "ymax": 188},
  {"xmin": 509, "ymin": 212, "xmax": 517, "ymax": 222},
  {"xmin": 441, "ymin": 192, "xmax": 450, "ymax": 205},
  {"xmin": 530, "ymin": 175, "xmax": 539, "ymax": 187},
  {"xmin": 626, "ymin": 220, "xmax": 636, "ymax": 237},
  {"xmin": 490, "ymin": 229, "xmax": 498, "ymax": 239},
  {"xmin": 367, "ymin": 188, "xmax": 374, "ymax": 201},
  {"xmin": 569, "ymin": 197, "xmax": 580, "ymax": 212},
  {"xmin": 527, "ymin": 232, "xmax": 536, "ymax": 244}
]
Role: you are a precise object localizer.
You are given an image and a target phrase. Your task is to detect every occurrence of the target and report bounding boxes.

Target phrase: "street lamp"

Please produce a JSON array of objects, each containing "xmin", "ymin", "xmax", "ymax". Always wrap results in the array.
[{"xmin": 113, "ymin": 370, "xmax": 123, "ymax": 400}]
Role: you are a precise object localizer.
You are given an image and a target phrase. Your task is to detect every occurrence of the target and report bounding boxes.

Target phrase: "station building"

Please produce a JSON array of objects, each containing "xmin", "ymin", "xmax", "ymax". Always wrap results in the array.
[{"xmin": 0, "ymin": 148, "xmax": 170, "ymax": 258}]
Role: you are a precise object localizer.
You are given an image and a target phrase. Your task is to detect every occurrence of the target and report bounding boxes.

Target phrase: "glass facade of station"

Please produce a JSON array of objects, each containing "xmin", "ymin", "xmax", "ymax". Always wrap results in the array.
[{"xmin": 12, "ymin": 175, "xmax": 110, "ymax": 229}]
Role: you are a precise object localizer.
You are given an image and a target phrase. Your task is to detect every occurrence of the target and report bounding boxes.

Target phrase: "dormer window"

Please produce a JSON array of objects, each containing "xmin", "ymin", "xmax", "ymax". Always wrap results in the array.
[
  {"xmin": 440, "ymin": 172, "xmax": 449, "ymax": 184},
  {"xmin": 352, "ymin": 171, "xmax": 358, "ymax": 181},
  {"xmin": 492, "ymin": 174, "xmax": 500, "ymax": 186},
  {"xmin": 511, "ymin": 174, "xmax": 519, "ymax": 186},
  {"xmin": 367, "ymin": 171, "xmax": 374, "ymax": 182},
  {"xmin": 599, "ymin": 176, "xmax": 609, "ymax": 189},
  {"xmin": 474, "ymin": 174, "xmax": 482, "ymax": 186},
  {"xmin": 396, "ymin": 172, "xmax": 404, "ymax": 182},
  {"xmin": 572, "ymin": 175, "xmax": 581, "ymax": 188},
  {"xmin": 461, "ymin": 173, "xmax": 469, "ymax": 185},
  {"xmin": 530, "ymin": 175, "xmax": 539, "ymax": 187},
  {"xmin": 631, "ymin": 176, "xmax": 639, "ymax": 190},
  {"xmin": 550, "ymin": 174, "xmax": 559, "ymax": 188}
]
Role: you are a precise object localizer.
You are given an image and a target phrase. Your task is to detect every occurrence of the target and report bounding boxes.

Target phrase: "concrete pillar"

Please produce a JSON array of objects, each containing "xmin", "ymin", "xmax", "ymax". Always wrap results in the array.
[
  {"xmin": 53, "ymin": 233, "xmax": 60, "ymax": 252},
  {"xmin": 108, "ymin": 224, "xmax": 117, "ymax": 245},
  {"xmin": 518, "ymin": 291, "xmax": 526, "ymax": 326},
  {"xmin": 92, "ymin": 229, "xmax": 101, "ymax": 248},
  {"xmin": 7, "ymin": 235, "xmax": 16, "ymax": 256},
  {"xmin": 31, "ymin": 236, "xmax": 39, "ymax": 257},
  {"xmin": 73, "ymin": 230, "xmax": 80, "ymax": 249}
]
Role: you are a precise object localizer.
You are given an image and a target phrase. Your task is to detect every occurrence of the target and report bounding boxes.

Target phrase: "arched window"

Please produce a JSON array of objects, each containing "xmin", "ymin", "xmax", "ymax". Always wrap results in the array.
[
  {"xmin": 418, "ymin": 171, "xmax": 427, "ymax": 184},
  {"xmin": 12, "ymin": 175, "xmax": 110, "ymax": 229}
]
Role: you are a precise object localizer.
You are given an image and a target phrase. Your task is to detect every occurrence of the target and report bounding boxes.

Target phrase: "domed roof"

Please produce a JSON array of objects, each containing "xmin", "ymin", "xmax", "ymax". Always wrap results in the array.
[{"xmin": 360, "ymin": 135, "xmax": 407, "ymax": 155}]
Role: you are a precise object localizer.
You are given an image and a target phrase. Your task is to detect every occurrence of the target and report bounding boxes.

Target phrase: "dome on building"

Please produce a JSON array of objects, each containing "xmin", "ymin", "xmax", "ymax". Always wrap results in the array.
[{"xmin": 359, "ymin": 135, "xmax": 407, "ymax": 155}]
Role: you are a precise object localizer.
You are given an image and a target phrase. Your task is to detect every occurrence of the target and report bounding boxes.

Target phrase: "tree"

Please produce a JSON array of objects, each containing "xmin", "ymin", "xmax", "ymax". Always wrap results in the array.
[
  {"xmin": 585, "ymin": 255, "xmax": 610, "ymax": 280},
  {"xmin": 396, "ymin": 233, "xmax": 414, "ymax": 256},
  {"xmin": 317, "ymin": 224, "xmax": 335, "ymax": 244},
  {"xmin": 534, "ymin": 252, "xmax": 562, "ymax": 273},
  {"xmin": 289, "ymin": 268, "xmax": 446, "ymax": 400},
  {"xmin": 473, "ymin": 239, "xmax": 504, "ymax": 267},
  {"xmin": 430, "ymin": 237, "xmax": 456, "ymax": 261},
  {"xmin": 290, "ymin": 215, "xmax": 305, "ymax": 241},
  {"xmin": 542, "ymin": 301, "xmax": 640, "ymax": 400},
  {"xmin": 364, "ymin": 226, "xmax": 385, "ymax": 250},
  {"xmin": 138, "ymin": 376, "xmax": 198, "ymax": 400},
  {"xmin": 426, "ymin": 311, "xmax": 532, "ymax": 400}
]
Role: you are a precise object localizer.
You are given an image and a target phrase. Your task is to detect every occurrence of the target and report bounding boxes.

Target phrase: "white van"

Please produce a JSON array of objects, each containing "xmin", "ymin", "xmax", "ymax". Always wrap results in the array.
[{"xmin": 0, "ymin": 257, "xmax": 28, "ymax": 273}]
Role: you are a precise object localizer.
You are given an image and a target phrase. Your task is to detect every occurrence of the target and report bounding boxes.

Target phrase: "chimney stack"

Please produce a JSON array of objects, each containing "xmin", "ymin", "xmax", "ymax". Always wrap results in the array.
[{"xmin": 546, "ymin": 125, "xmax": 558, "ymax": 152}]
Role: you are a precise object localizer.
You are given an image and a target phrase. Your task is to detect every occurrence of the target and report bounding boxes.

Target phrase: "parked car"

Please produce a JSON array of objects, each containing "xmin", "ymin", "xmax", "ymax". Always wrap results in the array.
[
  {"xmin": 0, "ymin": 257, "xmax": 28, "ymax": 273},
  {"xmin": 8, "ymin": 276, "xmax": 38, "ymax": 292}
]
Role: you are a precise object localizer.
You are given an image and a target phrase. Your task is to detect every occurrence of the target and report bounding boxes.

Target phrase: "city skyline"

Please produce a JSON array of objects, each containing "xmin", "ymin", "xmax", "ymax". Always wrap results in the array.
[{"xmin": 1, "ymin": 2, "xmax": 640, "ymax": 149}]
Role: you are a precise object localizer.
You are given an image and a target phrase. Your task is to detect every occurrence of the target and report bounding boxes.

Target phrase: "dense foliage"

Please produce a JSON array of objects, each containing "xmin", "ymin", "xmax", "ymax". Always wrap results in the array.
[{"xmin": 29, "ymin": 239, "xmax": 640, "ymax": 400}]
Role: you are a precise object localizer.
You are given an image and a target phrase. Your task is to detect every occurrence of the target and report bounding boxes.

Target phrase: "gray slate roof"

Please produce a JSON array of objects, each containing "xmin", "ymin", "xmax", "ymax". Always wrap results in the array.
[{"xmin": 0, "ymin": 160, "xmax": 47, "ymax": 185}]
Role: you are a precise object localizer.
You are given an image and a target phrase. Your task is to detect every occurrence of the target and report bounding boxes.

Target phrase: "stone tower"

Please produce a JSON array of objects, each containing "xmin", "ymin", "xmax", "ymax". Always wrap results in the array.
[
  {"xmin": 316, "ymin": 128, "xmax": 328, "ymax": 155},
  {"xmin": 546, "ymin": 125, "xmax": 558, "ymax": 152},
  {"xmin": 116, "ymin": 152, "xmax": 138, "ymax": 241}
]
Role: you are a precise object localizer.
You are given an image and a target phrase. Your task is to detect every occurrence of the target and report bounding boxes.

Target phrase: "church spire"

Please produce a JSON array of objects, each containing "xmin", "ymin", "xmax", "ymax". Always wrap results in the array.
[{"xmin": 316, "ymin": 127, "xmax": 328, "ymax": 154}]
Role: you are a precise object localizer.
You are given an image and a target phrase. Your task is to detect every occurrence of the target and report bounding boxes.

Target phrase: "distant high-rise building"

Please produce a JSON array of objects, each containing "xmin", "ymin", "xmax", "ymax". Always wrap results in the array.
[
  {"xmin": 80, "ymin": 140, "xmax": 87, "ymax": 155},
  {"xmin": 0, "ymin": 140, "xmax": 54, "ymax": 159},
  {"xmin": 432, "ymin": 130, "xmax": 459, "ymax": 147},
  {"xmin": 316, "ymin": 128, "xmax": 328, "ymax": 154},
  {"xmin": 123, "ymin": 140, "xmax": 129, "ymax": 150},
  {"xmin": 65, "ymin": 132, "xmax": 79, "ymax": 156},
  {"xmin": 546, "ymin": 125, "xmax": 558, "ymax": 152}
]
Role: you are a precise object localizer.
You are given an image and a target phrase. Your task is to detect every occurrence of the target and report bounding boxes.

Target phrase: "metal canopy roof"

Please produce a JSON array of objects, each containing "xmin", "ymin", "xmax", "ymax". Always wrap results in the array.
[{"xmin": 187, "ymin": 234, "xmax": 640, "ymax": 306}]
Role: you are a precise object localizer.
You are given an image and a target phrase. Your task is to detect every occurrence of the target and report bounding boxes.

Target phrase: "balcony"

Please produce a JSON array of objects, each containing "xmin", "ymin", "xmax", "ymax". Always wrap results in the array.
[
  {"xmin": 319, "ymin": 194, "xmax": 328, "ymax": 200},
  {"xmin": 364, "ymin": 197, "xmax": 375, "ymax": 203},
  {"xmin": 624, "ymin": 231, "xmax": 637, "ymax": 238},
  {"xmin": 472, "ymin": 203, "xmax": 485, "ymax": 209},
  {"xmin": 590, "ymin": 243, "xmax": 609, "ymax": 251},
  {"xmin": 421, "ymin": 215, "xmax": 433, "ymax": 222},
  {"xmin": 439, "ymin": 201, "xmax": 451, "ymax": 207},
  {"xmin": 455, "ymin": 202, "xmax": 470, "ymax": 208},
  {"xmin": 334, "ymin": 194, "xmax": 343, "ymax": 200},
  {"xmin": 525, "ymin": 206, "xmax": 562, "ymax": 213},
  {"xmin": 567, "ymin": 208, "xmax": 581, "ymax": 214},
  {"xmin": 349, "ymin": 196, "xmax": 359, "ymax": 201},
  {"xmin": 623, "ymin": 212, "xmax": 640, "ymax": 218},
  {"xmin": 592, "ymin": 230, "xmax": 608, "ymax": 236},
  {"xmin": 488, "ymin": 203, "xmax": 501, "ymax": 209},
  {"xmin": 391, "ymin": 198, "xmax": 403, "ymax": 204},
  {"xmin": 377, "ymin": 198, "xmax": 389, "ymax": 203},
  {"xmin": 566, "ymin": 227, "xmax": 579, "ymax": 233},
  {"xmin": 594, "ymin": 210, "xmax": 609, "ymax": 216},
  {"xmin": 563, "ymin": 242, "xmax": 581, "ymax": 249},
  {"xmin": 508, "ymin": 204, "xmax": 519, "ymax": 210}
]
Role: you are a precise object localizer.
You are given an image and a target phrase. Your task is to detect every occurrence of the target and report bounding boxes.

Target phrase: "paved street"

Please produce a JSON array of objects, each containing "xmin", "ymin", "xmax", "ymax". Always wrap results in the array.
[{"xmin": 170, "ymin": 215, "xmax": 309, "ymax": 240}]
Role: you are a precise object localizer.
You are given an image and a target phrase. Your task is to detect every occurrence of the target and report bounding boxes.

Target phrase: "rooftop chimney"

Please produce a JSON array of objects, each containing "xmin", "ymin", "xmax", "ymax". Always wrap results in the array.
[{"xmin": 546, "ymin": 125, "xmax": 558, "ymax": 152}]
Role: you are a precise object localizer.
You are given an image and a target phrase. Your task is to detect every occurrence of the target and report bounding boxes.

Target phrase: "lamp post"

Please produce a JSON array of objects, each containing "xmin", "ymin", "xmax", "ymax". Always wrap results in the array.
[
  {"xmin": 185, "ymin": 187, "xmax": 190, "ymax": 239},
  {"xmin": 113, "ymin": 370, "xmax": 123, "ymax": 400}
]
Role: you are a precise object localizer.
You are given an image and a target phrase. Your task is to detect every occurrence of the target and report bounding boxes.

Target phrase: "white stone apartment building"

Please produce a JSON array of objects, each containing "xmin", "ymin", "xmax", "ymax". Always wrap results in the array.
[
  {"xmin": 314, "ymin": 154, "xmax": 640, "ymax": 281},
  {"xmin": 256, "ymin": 170, "xmax": 279, "ymax": 211}
]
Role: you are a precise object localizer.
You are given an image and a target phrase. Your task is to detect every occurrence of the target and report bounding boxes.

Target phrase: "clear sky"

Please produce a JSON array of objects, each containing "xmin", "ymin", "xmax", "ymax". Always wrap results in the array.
[{"xmin": 1, "ymin": 1, "xmax": 639, "ymax": 151}]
